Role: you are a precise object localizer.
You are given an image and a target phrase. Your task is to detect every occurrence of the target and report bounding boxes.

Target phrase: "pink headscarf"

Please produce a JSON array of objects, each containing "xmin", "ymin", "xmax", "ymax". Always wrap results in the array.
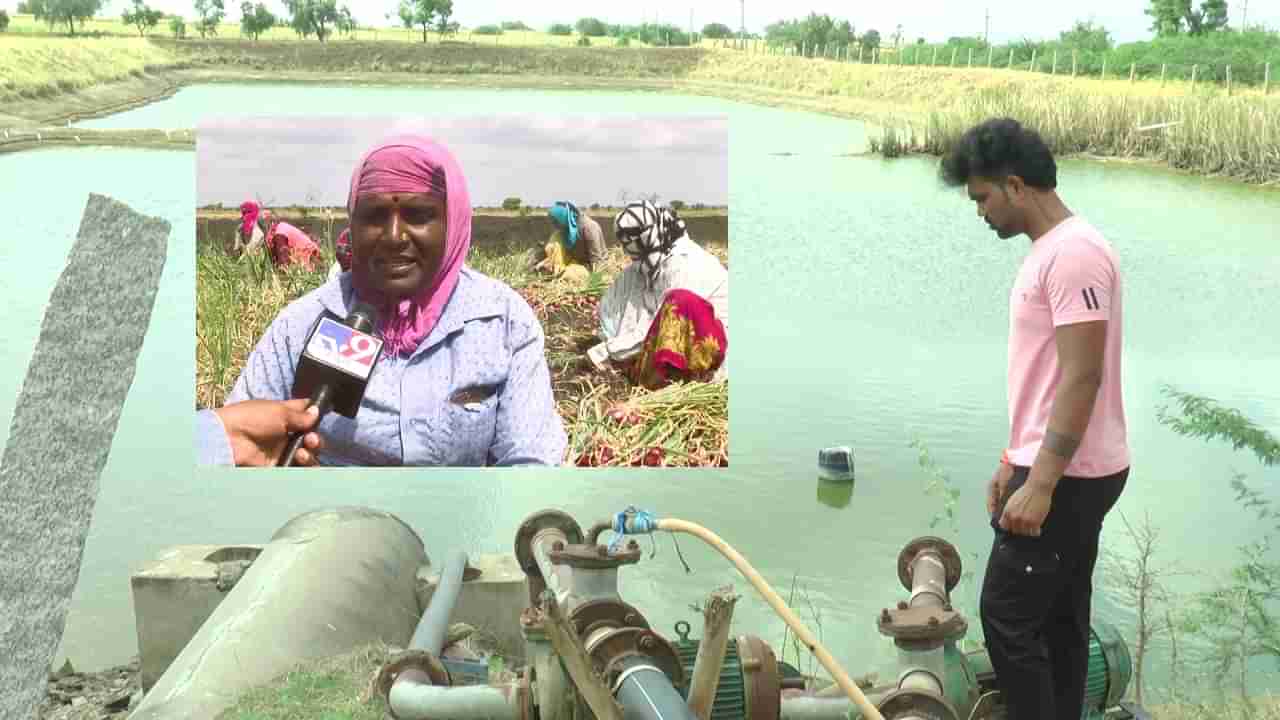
[
  {"xmin": 239, "ymin": 201, "xmax": 260, "ymax": 238},
  {"xmin": 346, "ymin": 135, "xmax": 472, "ymax": 357},
  {"xmin": 335, "ymin": 228, "xmax": 352, "ymax": 271}
]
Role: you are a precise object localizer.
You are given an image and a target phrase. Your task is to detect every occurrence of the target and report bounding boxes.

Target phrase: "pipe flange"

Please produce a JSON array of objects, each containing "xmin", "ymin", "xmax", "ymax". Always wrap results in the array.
[
  {"xmin": 737, "ymin": 635, "xmax": 782, "ymax": 720},
  {"xmin": 897, "ymin": 537, "xmax": 963, "ymax": 593},
  {"xmin": 877, "ymin": 688, "xmax": 961, "ymax": 720},
  {"xmin": 514, "ymin": 509, "xmax": 584, "ymax": 575},
  {"xmin": 569, "ymin": 599, "xmax": 650, "ymax": 637},
  {"xmin": 877, "ymin": 606, "xmax": 967, "ymax": 644},
  {"xmin": 588, "ymin": 627, "xmax": 685, "ymax": 690},
  {"xmin": 373, "ymin": 649, "xmax": 450, "ymax": 706},
  {"xmin": 548, "ymin": 543, "xmax": 642, "ymax": 569}
]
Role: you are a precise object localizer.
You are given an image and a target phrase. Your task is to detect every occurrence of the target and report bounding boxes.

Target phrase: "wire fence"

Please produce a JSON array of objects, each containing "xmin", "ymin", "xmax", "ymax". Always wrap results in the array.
[{"xmin": 709, "ymin": 37, "xmax": 1276, "ymax": 94}]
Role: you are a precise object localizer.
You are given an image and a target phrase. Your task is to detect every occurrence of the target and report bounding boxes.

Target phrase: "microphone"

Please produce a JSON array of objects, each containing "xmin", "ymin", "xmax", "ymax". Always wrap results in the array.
[{"xmin": 277, "ymin": 302, "xmax": 383, "ymax": 466}]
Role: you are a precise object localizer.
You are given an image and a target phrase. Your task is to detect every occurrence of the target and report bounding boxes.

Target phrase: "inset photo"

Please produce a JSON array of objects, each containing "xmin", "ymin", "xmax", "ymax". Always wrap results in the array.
[{"xmin": 195, "ymin": 115, "xmax": 728, "ymax": 468}]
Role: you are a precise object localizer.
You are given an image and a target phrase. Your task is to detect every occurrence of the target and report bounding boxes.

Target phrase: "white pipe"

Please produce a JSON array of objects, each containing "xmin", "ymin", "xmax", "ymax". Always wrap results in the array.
[{"xmin": 388, "ymin": 681, "xmax": 522, "ymax": 720}]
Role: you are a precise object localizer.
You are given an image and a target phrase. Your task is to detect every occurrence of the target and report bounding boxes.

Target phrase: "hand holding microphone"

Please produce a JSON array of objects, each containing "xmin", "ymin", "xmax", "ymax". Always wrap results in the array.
[{"xmin": 277, "ymin": 302, "xmax": 384, "ymax": 466}]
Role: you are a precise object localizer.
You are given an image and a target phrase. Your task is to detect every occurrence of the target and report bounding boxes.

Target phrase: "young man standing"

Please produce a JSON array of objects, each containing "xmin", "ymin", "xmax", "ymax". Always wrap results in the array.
[{"xmin": 940, "ymin": 117, "xmax": 1130, "ymax": 720}]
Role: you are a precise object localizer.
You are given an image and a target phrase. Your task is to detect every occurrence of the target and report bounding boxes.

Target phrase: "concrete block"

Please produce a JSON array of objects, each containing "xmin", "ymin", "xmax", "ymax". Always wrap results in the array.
[
  {"xmin": 130, "ymin": 545, "xmax": 263, "ymax": 691},
  {"xmin": 0, "ymin": 195, "xmax": 168, "ymax": 720},
  {"xmin": 418, "ymin": 553, "xmax": 529, "ymax": 660}
]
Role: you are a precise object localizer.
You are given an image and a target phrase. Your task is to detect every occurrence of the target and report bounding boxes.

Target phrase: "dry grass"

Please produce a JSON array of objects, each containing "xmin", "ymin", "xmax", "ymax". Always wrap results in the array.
[
  {"xmin": 0, "ymin": 34, "xmax": 179, "ymax": 102},
  {"xmin": 214, "ymin": 643, "xmax": 394, "ymax": 720}
]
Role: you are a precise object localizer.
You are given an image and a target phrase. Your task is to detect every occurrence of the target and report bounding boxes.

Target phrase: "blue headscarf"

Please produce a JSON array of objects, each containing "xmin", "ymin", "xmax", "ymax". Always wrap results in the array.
[{"xmin": 548, "ymin": 201, "xmax": 579, "ymax": 250}]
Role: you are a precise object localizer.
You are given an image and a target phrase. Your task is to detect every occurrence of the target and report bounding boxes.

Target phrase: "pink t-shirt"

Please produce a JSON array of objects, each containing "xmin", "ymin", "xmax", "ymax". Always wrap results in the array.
[{"xmin": 1007, "ymin": 216, "xmax": 1129, "ymax": 478}]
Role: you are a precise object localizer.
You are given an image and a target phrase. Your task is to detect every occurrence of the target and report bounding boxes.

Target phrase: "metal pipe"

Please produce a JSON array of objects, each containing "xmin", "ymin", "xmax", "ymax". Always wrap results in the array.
[
  {"xmin": 587, "ymin": 520, "xmax": 613, "ymax": 546},
  {"xmin": 613, "ymin": 657, "xmax": 700, "ymax": 720},
  {"xmin": 780, "ymin": 691, "xmax": 895, "ymax": 720},
  {"xmin": 388, "ymin": 681, "xmax": 523, "ymax": 720},
  {"xmin": 532, "ymin": 529, "xmax": 574, "ymax": 604},
  {"xmin": 907, "ymin": 551, "xmax": 948, "ymax": 609},
  {"xmin": 410, "ymin": 550, "xmax": 469, "ymax": 655},
  {"xmin": 897, "ymin": 668, "xmax": 942, "ymax": 695}
]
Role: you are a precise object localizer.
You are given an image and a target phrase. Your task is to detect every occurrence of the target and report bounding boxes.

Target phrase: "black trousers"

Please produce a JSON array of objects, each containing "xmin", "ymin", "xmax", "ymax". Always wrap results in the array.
[{"xmin": 979, "ymin": 465, "xmax": 1128, "ymax": 720}]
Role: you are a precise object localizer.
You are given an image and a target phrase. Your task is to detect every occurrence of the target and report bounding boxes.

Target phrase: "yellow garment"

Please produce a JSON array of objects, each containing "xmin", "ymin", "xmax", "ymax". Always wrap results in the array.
[{"xmin": 544, "ymin": 233, "xmax": 590, "ymax": 286}]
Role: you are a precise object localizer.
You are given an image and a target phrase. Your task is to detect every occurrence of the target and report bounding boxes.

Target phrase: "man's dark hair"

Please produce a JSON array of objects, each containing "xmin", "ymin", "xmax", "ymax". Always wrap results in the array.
[{"xmin": 939, "ymin": 118, "xmax": 1057, "ymax": 190}]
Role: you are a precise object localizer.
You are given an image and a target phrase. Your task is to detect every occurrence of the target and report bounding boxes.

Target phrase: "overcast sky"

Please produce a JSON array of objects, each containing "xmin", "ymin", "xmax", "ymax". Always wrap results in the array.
[
  {"xmin": 6, "ymin": 0, "xmax": 1276, "ymax": 44},
  {"xmin": 195, "ymin": 115, "xmax": 729, "ymax": 208}
]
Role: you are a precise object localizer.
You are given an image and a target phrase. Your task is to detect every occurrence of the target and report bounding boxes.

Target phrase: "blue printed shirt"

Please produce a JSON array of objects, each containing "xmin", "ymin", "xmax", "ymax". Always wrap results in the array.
[{"xmin": 222, "ymin": 267, "xmax": 567, "ymax": 467}]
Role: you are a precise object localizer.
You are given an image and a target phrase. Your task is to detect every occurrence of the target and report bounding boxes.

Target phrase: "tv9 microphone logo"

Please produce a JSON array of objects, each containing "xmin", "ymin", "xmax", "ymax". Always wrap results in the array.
[{"xmin": 306, "ymin": 317, "xmax": 382, "ymax": 380}]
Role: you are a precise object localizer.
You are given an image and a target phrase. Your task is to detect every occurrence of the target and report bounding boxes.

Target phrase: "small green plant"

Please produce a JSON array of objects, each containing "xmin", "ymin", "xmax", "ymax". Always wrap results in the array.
[{"xmin": 501, "ymin": 196, "xmax": 522, "ymax": 211}]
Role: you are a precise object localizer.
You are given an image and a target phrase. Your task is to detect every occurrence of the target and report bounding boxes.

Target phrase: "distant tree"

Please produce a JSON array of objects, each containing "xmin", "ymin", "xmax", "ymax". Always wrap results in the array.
[
  {"xmin": 239, "ymin": 1, "xmax": 275, "ymax": 41},
  {"xmin": 285, "ymin": 0, "xmax": 337, "ymax": 41},
  {"xmin": 547, "ymin": 23, "xmax": 572, "ymax": 36},
  {"xmin": 0, "ymin": 9, "xmax": 9, "ymax": 31},
  {"xmin": 501, "ymin": 197, "xmax": 522, "ymax": 211},
  {"xmin": 473, "ymin": 24, "xmax": 501, "ymax": 35},
  {"xmin": 500, "ymin": 20, "xmax": 529, "ymax": 31},
  {"xmin": 1147, "ymin": 0, "xmax": 1230, "ymax": 36},
  {"xmin": 193, "ymin": 0, "xmax": 224, "ymax": 38},
  {"xmin": 29, "ymin": 0, "xmax": 106, "ymax": 35},
  {"xmin": 669, "ymin": 200, "xmax": 686, "ymax": 210},
  {"xmin": 1059, "ymin": 19, "xmax": 1113, "ymax": 51},
  {"xmin": 16, "ymin": 2, "xmax": 30, "ymax": 14},
  {"xmin": 335, "ymin": 5, "xmax": 354, "ymax": 35},
  {"xmin": 892, "ymin": 23, "xmax": 904, "ymax": 47},
  {"xmin": 432, "ymin": 0, "xmax": 452, "ymax": 37},
  {"xmin": 832, "ymin": 19, "xmax": 855, "ymax": 49},
  {"xmin": 121, "ymin": 0, "xmax": 163, "ymax": 36},
  {"xmin": 398, "ymin": 0, "xmax": 445, "ymax": 42},
  {"xmin": 861, "ymin": 28, "xmax": 881, "ymax": 52},
  {"xmin": 702, "ymin": 22, "xmax": 733, "ymax": 39},
  {"xmin": 168, "ymin": 14, "xmax": 185, "ymax": 38},
  {"xmin": 575, "ymin": 17, "xmax": 607, "ymax": 36}
]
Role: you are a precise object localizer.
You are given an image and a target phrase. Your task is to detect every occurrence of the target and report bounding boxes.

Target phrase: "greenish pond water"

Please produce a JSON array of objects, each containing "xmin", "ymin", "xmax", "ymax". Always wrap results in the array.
[{"xmin": 0, "ymin": 84, "xmax": 1275, "ymax": 700}]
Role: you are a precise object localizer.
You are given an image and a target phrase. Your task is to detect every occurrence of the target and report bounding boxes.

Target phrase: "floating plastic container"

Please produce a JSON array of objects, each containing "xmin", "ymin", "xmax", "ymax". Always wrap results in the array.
[{"xmin": 818, "ymin": 446, "xmax": 855, "ymax": 482}]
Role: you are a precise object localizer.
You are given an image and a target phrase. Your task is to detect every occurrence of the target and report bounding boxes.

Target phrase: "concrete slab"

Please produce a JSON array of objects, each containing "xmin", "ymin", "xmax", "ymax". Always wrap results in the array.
[{"xmin": 130, "ymin": 545, "xmax": 265, "ymax": 691}]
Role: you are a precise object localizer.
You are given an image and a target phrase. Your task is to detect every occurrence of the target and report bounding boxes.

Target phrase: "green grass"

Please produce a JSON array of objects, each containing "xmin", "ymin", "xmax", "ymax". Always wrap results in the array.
[{"xmin": 215, "ymin": 644, "xmax": 392, "ymax": 720}]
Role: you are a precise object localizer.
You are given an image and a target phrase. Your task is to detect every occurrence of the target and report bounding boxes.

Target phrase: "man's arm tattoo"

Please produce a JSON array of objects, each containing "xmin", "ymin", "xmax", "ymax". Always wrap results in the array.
[{"xmin": 1043, "ymin": 429, "xmax": 1081, "ymax": 460}]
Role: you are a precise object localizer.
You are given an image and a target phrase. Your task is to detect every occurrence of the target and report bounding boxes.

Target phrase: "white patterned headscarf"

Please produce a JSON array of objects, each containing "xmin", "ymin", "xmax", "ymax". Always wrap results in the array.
[{"xmin": 613, "ymin": 200, "xmax": 688, "ymax": 287}]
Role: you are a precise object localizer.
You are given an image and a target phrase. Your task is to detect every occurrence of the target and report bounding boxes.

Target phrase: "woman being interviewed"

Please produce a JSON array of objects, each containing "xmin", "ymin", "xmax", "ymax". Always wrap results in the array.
[{"xmin": 224, "ymin": 135, "xmax": 567, "ymax": 466}]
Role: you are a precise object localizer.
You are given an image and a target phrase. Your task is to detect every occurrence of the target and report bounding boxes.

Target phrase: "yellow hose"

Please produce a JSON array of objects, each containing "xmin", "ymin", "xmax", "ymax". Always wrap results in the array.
[{"xmin": 655, "ymin": 518, "xmax": 887, "ymax": 720}]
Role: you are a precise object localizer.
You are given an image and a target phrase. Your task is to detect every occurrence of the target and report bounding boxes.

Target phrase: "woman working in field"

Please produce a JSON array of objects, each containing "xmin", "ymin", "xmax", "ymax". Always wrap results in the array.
[
  {"xmin": 534, "ymin": 201, "xmax": 607, "ymax": 285},
  {"xmin": 237, "ymin": 200, "xmax": 322, "ymax": 271},
  {"xmin": 224, "ymin": 134, "xmax": 567, "ymax": 466},
  {"xmin": 589, "ymin": 200, "xmax": 728, "ymax": 389}
]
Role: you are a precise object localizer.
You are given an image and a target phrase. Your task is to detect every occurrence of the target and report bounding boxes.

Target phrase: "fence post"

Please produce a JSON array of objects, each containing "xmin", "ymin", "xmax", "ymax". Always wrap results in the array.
[
  {"xmin": 1161, "ymin": 63, "xmax": 1167, "ymax": 86},
  {"xmin": 1129, "ymin": 62, "xmax": 1135, "ymax": 83},
  {"xmin": 1072, "ymin": 50, "xmax": 1078, "ymax": 77},
  {"xmin": 874, "ymin": 48, "xmax": 879, "ymax": 64},
  {"xmin": 1008, "ymin": 50, "xmax": 1014, "ymax": 69},
  {"xmin": 1266, "ymin": 63, "xmax": 1272, "ymax": 95},
  {"xmin": 968, "ymin": 47, "xmax": 973, "ymax": 67},
  {"xmin": 1102, "ymin": 55, "xmax": 1108, "ymax": 80},
  {"xmin": 1030, "ymin": 49, "xmax": 1037, "ymax": 72},
  {"xmin": 1227, "ymin": 65, "xmax": 1232, "ymax": 96},
  {"xmin": 859, "ymin": 46, "xmax": 864, "ymax": 63},
  {"xmin": 950, "ymin": 46, "xmax": 957, "ymax": 66},
  {"xmin": 931, "ymin": 46, "xmax": 938, "ymax": 66},
  {"xmin": 1192, "ymin": 63, "xmax": 1198, "ymax": 90},
  {"xmin": 1052, "ymin": 49, "xmax": 1058, "ymax": 75},
  {"xmin": 988, "ymin": 46, "xmax": 994, "ymax": 67}
]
